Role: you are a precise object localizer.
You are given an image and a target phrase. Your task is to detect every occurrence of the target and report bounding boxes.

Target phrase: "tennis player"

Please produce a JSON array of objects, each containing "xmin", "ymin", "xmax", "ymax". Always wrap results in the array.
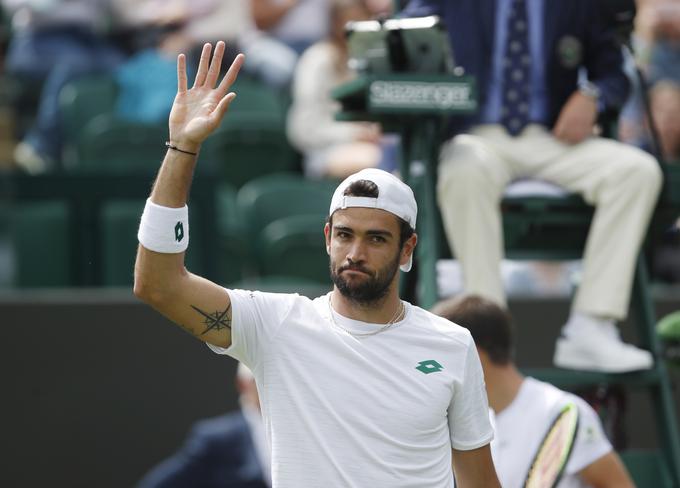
[
  {"xmin": 435, "ymin": 295, "xmax": 635, "ymax": 488},
  {"xmin": 134, "ymin": 41, "xmax": 500, "ymax": 487}
]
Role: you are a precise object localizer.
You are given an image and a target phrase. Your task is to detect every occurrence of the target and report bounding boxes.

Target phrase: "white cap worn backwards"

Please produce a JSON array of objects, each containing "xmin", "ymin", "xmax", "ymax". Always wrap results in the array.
[{"xmin": 329, "ymin": 168, "xmax": 417, "ymax": 272}]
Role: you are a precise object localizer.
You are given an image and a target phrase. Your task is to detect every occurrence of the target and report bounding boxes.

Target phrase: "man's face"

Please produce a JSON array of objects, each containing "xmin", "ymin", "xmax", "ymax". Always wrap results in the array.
[{"xmin": 325, "ymin": 207, "xmax": 405, "ymax": 305}]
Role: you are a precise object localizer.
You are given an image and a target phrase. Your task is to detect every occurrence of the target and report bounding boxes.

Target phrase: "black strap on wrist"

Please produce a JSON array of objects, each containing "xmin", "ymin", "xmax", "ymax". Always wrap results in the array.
[{"xmin": 165, "ymin": 141, "xmax": 198, "ymax": 156}]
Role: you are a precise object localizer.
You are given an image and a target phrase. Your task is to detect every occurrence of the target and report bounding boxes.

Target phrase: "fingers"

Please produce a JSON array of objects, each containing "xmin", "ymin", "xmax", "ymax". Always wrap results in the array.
[
  {"xmin": 193, "ymin": 43, "xmax": 213, "ymax": 88},
  {"xmin": 177, "ymin": 53, "xmax": 188, "ymax": 93},
  {"xmin": 205, "ymin": 41, "xmax": 226, "ymax": 88},
  {"xmin": 217, "ymin": 53, "xmax": 245, "ymax": 96},
  {"xmin": 210, "ymin": 92, "xmax": 237, "ymax": 126}
]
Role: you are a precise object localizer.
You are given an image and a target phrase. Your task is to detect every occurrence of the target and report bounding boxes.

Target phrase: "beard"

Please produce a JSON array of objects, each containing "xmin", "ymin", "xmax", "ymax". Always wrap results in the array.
[{"xmin": 330, "ymin": 252, "xmax": 401, "ymax": 306}]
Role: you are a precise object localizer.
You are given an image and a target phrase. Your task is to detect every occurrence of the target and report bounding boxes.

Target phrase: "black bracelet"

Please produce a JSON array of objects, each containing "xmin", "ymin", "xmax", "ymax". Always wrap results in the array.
[{"xmin": 165, "ymin": 141, "xmax": 198, "ymax": 156}]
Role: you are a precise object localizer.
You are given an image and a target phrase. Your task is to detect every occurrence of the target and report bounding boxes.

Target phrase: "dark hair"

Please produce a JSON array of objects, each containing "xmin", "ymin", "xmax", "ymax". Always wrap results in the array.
[
  {"xmin": 328, "ymin": 179, "xmax": 415, "ymax": 247},
  {"xmin": 432, "ymin": 295, "xmax": 514, "ymax": 365}
]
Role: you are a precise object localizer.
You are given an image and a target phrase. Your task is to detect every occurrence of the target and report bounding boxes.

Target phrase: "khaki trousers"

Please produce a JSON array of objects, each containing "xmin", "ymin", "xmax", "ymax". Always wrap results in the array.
[{"xmin": 437, "ymin": 124, "xmax": 662, "ymax": 320}]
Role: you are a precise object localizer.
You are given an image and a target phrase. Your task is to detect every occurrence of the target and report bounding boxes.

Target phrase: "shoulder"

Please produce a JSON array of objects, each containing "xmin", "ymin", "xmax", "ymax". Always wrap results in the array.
[
  {"xmin": 227, "ymin": 289, "xmax": 310, "ymax": 312},
  {"xmin": 408, "ymin": 305, "xmax": 475, "ymax": 347},
  {"xmin": 523, "ymin": 378, "xmax": 600, "ymax": 420},
  {"xmin": 523, "ymin": 377, "xmax": 572, "ymax": 407}
]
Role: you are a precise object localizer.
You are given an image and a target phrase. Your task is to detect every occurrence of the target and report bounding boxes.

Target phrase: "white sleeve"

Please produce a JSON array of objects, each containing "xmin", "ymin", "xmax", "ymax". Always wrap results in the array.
[
  {"xmin": 448, "ymin": 335, "xmax": 495, "ymax": 450},
  {"xmin": 206, "ymin": 289, "xmax": 295, "ymax": 371},
  {"xmin": 564, "ymin": 395, "xmax": 613, "ymax": 475}
]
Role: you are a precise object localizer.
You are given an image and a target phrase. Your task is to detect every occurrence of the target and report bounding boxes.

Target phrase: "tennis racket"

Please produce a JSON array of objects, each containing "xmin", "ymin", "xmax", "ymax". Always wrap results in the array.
[{"xmin": 524, "ymin": 402, "xmax": 579, "ymax": 488}]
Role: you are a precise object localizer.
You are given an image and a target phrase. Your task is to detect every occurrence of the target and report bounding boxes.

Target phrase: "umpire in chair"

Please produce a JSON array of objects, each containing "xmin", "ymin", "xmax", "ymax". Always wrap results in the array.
[{"xmin": 402, "ymin": 0, "xmax": 663, "ymax": 373}]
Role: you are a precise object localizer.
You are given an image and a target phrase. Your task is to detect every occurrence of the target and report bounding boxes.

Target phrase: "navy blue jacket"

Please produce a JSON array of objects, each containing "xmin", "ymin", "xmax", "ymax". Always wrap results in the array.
[
  {"xmin": 137, "ymin": 412, "xmax": 268, "ymax": 488},
  {"xmin": 402, "ymin": 0, "xmax": 630, "ymax": 133}
]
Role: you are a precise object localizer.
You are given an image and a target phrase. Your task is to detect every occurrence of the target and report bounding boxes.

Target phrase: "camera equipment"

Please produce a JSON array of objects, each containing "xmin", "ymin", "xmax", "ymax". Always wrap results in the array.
[{"xmin": 345, "ymin": 16, "xmax": 454, "ymax": 75}]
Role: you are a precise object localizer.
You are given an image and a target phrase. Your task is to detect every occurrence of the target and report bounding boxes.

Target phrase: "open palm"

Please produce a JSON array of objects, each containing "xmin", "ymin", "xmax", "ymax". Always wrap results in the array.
[{"xmin": 169, "ymin": 42, "xmax": 244, "ymax": 150}]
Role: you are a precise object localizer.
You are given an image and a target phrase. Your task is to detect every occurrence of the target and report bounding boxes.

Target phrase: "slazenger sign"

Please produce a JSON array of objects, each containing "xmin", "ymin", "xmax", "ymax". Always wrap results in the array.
[{"xmin": 369, "ymin": 80, "xmax": 476, "ymax": 112}]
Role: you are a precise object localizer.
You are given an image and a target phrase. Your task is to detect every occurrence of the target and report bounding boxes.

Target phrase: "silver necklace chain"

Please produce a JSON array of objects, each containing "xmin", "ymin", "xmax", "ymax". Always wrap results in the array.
[{"xmin": 327, "ymin": 296, "xmax": 405, "ymax": 338}]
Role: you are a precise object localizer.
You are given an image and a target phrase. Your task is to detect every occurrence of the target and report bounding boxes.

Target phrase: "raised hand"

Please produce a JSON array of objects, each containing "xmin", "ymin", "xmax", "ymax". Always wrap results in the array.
[{"xmin": 168, "ymin": 42, "xmax": 244, "ymax": 153}]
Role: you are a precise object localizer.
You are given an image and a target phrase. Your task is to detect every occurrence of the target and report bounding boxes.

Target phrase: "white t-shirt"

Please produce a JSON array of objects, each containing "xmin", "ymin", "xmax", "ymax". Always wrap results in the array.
[
  {"xmin": 209, "ymin": 290, "xmax": 493, "ymax": 488},
  {"xmin": 490, "ymin": 377, "xmax": 613, "ymax": 488}
]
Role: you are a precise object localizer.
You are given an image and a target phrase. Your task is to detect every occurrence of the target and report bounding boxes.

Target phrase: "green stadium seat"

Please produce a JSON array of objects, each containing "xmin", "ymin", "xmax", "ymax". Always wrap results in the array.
[
  {"xmin": 235, "ymin": 174, "xmax": 336, "ymax": 279},
  {"xmin": 58, "ymin": 75, "xmax": 118, "ymax": 165},
  {"xmin": 201, "ymin": 113, "xmax": 301, "ymax": 188},
  {"xmin": 236, "ymin": 173, "xmax": 335, "ymax": 243},
  {"xmin": 215, "ymin": 183, "xmax": 252, "ymax": 285},
  {"xmin": 74, "ymin": 114, "xmax": 166, "ymax": 173},
  {"xmin": 100, "ymin": 199, "xmax": 214, "ymax": 286},
  {"xmin": 620, "ymin": 449, "xmax": 674, "ymax": 487},
  {"xmin": 99, "ymin": 199, "xmax": 144, "ymax": 286},
  {"xmin": 10, "ymin": 200, "xmax": 71, "ymax": 287},
  {"xmin": 228, "ymin": 76, "xmax": 288, "ymax": 121},
  {"xmin": 258, "ymin": 214, "xmax": 330, "ymax": 284}
]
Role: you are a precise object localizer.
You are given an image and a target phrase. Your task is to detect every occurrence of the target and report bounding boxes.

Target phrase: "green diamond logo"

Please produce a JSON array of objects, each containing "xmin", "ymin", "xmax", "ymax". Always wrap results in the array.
[
  {"xmin": 416, "ymin": 360, "xmax": 443, "ymax": 374},
  {"xmin": 175, "ymin": 222, "xmax": 184, "ymax": 242}
]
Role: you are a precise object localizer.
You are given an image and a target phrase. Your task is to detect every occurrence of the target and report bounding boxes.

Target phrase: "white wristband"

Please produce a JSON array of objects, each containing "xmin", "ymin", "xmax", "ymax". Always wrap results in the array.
[{"xmin": 138, "ymin": 198, "xmax": 189, "ymax": 253}]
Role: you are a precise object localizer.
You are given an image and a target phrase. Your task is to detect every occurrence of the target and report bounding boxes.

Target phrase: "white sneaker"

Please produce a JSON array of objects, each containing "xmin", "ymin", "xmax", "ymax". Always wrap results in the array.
[
  {"xmin": 554, "ymin": 331, "xmax": 654, "ymax": 373},
  {"xmin": 14, "ymin": 141, "xmax": 50, "ymax": 175}
]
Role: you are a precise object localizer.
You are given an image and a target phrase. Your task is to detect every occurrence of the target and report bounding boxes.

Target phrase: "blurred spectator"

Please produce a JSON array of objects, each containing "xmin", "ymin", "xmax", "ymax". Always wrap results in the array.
[
  {"xmin": 2, "ymin": 0, "xmax": 125, "ymax": 173},
  {"xmin": 616, "ymin": 0, "xmax": 680, "ymax": 285},
  {"xmin": 620, "ymin": 0, "xmax": 680, "ymax": 159},
  {"xmin": 403, "ymin": 0, "xmax": 662, "ymax": 373},
  {"xmin": 113, "ymin": 32, "xmax": 188, "ymax": 125},
  {"xmin": 110, "ymin": 1, "xmax": 243, "ymax": 125},
  {"xmin": 251, "ymin": 0, "xmax": 330, "ymax": 55},
  {"xmin": 433, "ymin": 295, "xmax": 636, "ymax": 488},
  {"xmin": 237, "ymin": 0, "xmax": 331, "ymax": 89},
  {"xmin": 287, "ymin": 0, "xmax": 397, "ymax": 180},
  {"xmin": 137, "ymin": 363, "xmax": 270, "ymax": 488},
  {"xmin": 118, "ymin": 0, "xmax": 304, "ymax": 91},
  {"xmin": 636, "ymin": 0, "xmax": 680, "ymax": 85},
  {"xmin": 113, "ymin": 0, "xmax": 249, "ymax": 57},
  {"xmin": 6, "ymin": 0, "xmax": 255, "ymax": 172},
  {"xmin": 650, "ymin": 80, "xmax": 680, "ymax": 162},
  {"xmin": 2, "ymin": 0, "xmax": 119, "ymax": 79}
]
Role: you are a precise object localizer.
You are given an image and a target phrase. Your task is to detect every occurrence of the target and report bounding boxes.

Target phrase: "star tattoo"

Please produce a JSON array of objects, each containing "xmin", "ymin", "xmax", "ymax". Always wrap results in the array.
[{"xmin": 190, "ymin": 304, "xmax": 232, "ymax": 335}]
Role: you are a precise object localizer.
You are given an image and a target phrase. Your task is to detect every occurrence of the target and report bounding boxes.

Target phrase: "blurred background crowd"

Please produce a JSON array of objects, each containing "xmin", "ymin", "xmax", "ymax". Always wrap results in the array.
[
  {"xmin": 0, "ymin": 0, "xmax": 677, "ymax": 293},
  {"xmin": 0, "ymin": 0, "xmax": 401, "ymax": 291},
  {"xmin": 0, "ymin": 1, "xmax": 679, "ymax": 487}
]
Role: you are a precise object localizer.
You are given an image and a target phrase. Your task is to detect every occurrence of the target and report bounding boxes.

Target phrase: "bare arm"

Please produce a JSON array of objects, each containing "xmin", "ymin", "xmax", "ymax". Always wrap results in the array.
[
  {"xmin": 578, "ymin": 451, "xmax": 636, "ymax": 488},
  {"xmin": 134, "ymin": 42, "xmax": 244, "ymax": 349},
  {"xmin": 451, "ymin": 445, "xmax": 501, "ymax": 488}
]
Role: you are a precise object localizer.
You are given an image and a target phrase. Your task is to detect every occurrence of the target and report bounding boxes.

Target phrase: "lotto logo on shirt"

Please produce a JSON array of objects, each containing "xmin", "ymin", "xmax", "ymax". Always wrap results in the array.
[{"xmin": 416, "ymin": 360, "xmax": 444, "ymax": 374}]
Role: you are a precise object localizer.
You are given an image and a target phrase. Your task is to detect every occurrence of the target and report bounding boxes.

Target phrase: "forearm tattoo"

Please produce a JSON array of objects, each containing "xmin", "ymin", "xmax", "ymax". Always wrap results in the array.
[{"xmin": 190, "ymin": 304, "xmax": 232, "ymax": 335}]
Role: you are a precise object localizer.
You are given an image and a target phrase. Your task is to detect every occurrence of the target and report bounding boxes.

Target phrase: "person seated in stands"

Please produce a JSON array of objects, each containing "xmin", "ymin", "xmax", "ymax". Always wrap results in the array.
[
  {"xmin": 649, "ymin": 81, "xmax": 680, "ymax": 162},
  {"xmin": 434, "ymin": 294, "xmax": 636, "ymax": 488},
  {"xmin": 618, "ymin": 0, "xmax": 680, "ymax": 283},
  {"xmin": 137, "ymin": 363, "xmax": 270, "ymax": 488},
  {"xmin": 2, "ymin": 0, "xmax": 125, "ymax": 173},
  {"xmin": 621, "ymin": 0, "xmax": 680, "ymax": 162},
  {"xmin": 6, "ymin": 0, "xmax": 251, "ymax": 173},
  {"xmin": 251, "ymin": 0, "xmax": 330, "ymax": 55},
  {"xmin": 287, "ymin": 0, "xmax": 397, "ymax": 180},
  {"xmin": 402, "ymin": 0, "xmax": 662, "ymax": 372}
]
